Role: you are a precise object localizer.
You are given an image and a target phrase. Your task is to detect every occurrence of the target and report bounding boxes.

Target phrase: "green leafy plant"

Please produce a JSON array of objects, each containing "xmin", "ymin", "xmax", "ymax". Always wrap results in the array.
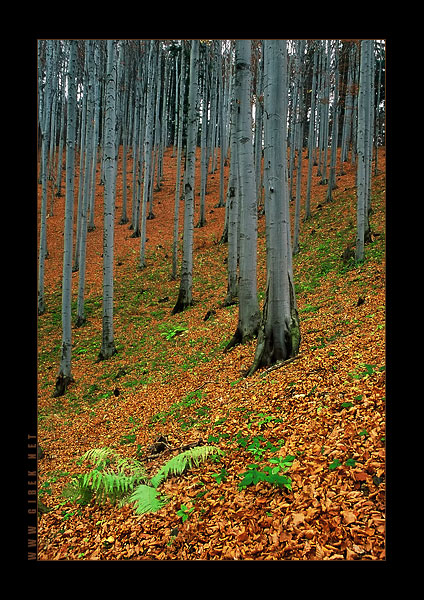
[
  {"xmin": 159, "ymin": 322, "xmax": 188, "ymax": 341},
  {"xmin": 211, "ymin": 468, "xmax": 228, "ymax": 484},
  {"xmin": 329, "ymin": 459, "xmax": 341, "ymax": 471},
  {"xmin": 64, "ymin": 445, "xmax": 224, "ymax": 516},
  {"xmin": 130, "ymin": 445, "xmax": 223, "ymax": 514},
  {"xmin": 62, "ymin": 447, "xmax": 148, "ymax": 506},
  {"xmin": 238, "ymin": 455, "xmax": 295, "ymax": 491},
  {"xmin": 176, "ymin": 503, "xmax": 194, "ymax": 522}
]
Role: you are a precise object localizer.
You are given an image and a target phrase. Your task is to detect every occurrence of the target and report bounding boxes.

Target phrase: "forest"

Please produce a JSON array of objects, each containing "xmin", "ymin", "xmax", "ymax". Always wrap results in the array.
[{"xmin": 36, "ymin": 39, "xmax": 386, "ymax": 561}]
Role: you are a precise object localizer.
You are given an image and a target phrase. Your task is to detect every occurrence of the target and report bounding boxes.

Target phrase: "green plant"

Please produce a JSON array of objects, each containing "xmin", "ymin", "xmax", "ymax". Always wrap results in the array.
[
  {"xmin": 238, "ymin": 455, "xmax": 295, "ymax": 491},
  {"xmin": 65, "ymin": 445, "xmax": 224, "ymax": 516},
  {"xmin": 159, "ymin": 322, "xmax": 188, "ymax": 341},
  {"xmin": 211, "ymin": 468, "xmax": 228, "ymax": 484},
  {"xmin": 62, "ymin": 447, "xmax": 148, "ymax": 506},
  {"xmin": 329, "ymin": 459, "xmax": 341, "ymax": 471},
  {"xmin": 176, "ymin": 504, "xmax": 194, "ymax": 522},
  {"xmin": 130, "ymin": 445, "xmax": 223, "ymax": 514}
]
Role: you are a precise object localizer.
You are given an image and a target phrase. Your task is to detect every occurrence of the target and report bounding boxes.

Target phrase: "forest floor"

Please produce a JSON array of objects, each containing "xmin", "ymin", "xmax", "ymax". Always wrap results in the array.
[{"xmin": 36, "ymin": 146, "xmax": 386, "ymax": 561}]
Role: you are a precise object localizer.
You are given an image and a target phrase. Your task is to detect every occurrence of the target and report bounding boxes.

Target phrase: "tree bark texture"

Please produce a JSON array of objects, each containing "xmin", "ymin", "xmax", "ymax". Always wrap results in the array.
[
  {"xmin": 99, "ymin": 40, "xmax": 118, "ymax": 360},
  {"xmin": 172, "ymin": 40, "xmax": 199, "ymax": 314},
  {"xmin": 248, "ymin": 39, "xmax": 300, "ymax": 375}
]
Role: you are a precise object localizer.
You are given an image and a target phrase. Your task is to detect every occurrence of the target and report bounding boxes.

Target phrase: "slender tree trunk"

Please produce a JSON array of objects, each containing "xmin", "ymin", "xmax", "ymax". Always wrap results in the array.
[
  {"xmin": 172, "ymin": 40, "xmax": 199, "ymax": 314},
  {"xmin": 356, "ymin": 40, "xmax": 372, "ymax": 263},
  {"xmin": 224, "ymin": 88, "xmax": 239, "ymax": 306},
  {"xmin": 140, "ymin": 41, "xmax": 157, "ymax": 269},
  {"xmin": 248, "ymin": 40, "xmax": 300, "ymax": 376},
  {"xmin": 171, "ymin": 41, "xmax": 186, "ymax": 280},
  {"xmin": 326, "ymin": 42, "xmax": 340, "ymax": 202},
  {"xmin": 197, "ymin": 56, "xmax": 208, "ymax": 228},
  {"xmin": 305, "ymin": 45, "xmax": 318, "ymax": 220},
  {"xmin": 98, "ymin": 40, "xmax": 118, "ymax": 360},
  {"xmin": 54, "ymin": 40, "xmax": 78, "ymax": 397},
  {"xmin": 292, "ymin": 40, "xmax": 305, "ymax": 254},
  {"xmin": 225, "ymin": 40, "xmax": 260, "ymax": 351},
  {"xmin": 38, "ymin": 40, "xmax": 53, "ymax": 316}
]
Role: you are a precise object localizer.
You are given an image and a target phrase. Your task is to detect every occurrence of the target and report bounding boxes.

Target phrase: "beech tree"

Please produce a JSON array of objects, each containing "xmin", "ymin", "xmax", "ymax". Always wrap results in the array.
[
  {"xmin": 223, "ymin": 73, "xmax": 239, "ymax": 307},
  {"xmin": 248, "ymin": 39, "xmax": 300, "ymax": 375},
  {"xmin": 139, "ymin": 41, "xmax": 157, "ymax": 270},
  {"xmin": 98, "ymin": 40, "xmax": 118, "ymax": 360},
  {"xmin": 54, "ymin": 40, "xmax": 78, "ymax": 397},
  {"xmin": 38, "ymin": 40, "xmax": 54, "ymax": 315},
  {"xmin": 225, "ymin": 40, "xmax": 260, "ymax": 351},
  {"xmin": 172, "ymin": 39, "xmax": 199, "ymax": 314},
  {"xmin": 356, "ymin": 39, "xmax": 374, "ymax": 262},
  {"xmin": 171, "ymin": 41, "xmax": 186, "ymax": 280}
]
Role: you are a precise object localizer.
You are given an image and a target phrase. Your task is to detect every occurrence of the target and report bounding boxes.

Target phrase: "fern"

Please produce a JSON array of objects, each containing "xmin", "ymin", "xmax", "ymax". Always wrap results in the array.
[
  {"xmin": 150, "ymin": 445, "xmax": 223, "ymax": 488},
  {"xmin": 128, "ymin": 485, "xmax": 168, "ymax": 515},
  {"xmin": 62, "ymin": 447, "xmax": 148, "ymax": 506},
  {"xmin": 130, "ymin": 445, "xmax": 223, "ymax": 514},
  {"xmin": 64, "ymin": 444, "xmax": 223, "ymax": 515}
]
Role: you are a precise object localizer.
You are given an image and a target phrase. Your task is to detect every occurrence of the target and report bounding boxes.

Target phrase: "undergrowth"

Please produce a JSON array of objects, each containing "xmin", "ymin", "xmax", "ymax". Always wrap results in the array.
[{"xmin": 63, "ymin": 445, "xmax": 223, "ymax": 515}]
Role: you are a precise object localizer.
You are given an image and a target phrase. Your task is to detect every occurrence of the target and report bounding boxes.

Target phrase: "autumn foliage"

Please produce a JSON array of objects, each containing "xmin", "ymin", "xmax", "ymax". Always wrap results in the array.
[{"xmin": 37, "ymin": 145, "xmax": 385, "ymax": 561}]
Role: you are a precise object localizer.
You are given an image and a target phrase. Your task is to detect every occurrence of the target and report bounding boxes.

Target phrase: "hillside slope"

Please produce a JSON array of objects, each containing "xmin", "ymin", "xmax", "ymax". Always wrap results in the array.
[{"xmin": 37, "ymin": 147, "xmax": 385, "ymax": 560}]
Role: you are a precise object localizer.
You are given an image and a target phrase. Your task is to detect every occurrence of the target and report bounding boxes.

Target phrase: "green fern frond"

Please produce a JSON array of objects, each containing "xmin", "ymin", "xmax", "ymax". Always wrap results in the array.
[
  {"xmin": 80, "ymin": 447, "xmax": 147, "ymax": 478},
  {"xmin": 150, "ymin": 445, "xmax": 223, "ymax": 488},
  {"xmin": 65, "ymin": 445, "xmax": 223, "ymax": 513},
  {"xmin": 68, "ymin": 447, "xmax": 149, "ymax": 505},
  {"xmin": 129, "ymin": 484, "xmax": 168, "ymax": 515},
  {"xmin": 80, "ymin": 447, "xmax": 117, "ymax": 469}
]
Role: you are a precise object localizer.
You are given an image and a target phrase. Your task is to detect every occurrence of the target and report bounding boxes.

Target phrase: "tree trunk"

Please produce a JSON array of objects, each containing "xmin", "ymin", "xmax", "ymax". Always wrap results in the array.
[
  {"xmin": 305, "ymin": 44, "xmax": 318, "ymax": 220},
  {"xmin": 98, "ymin": 40, "xmax": 118, "ymax": 360},
  {"xmin": 171, "ymin": 42, "xmax": 186, "ymax": 280},
  {"xmin": 172, "ymin": 40, "xmax": 199, "ymax": 314},
  {"xmin": 38, "ymin": 41, "xmax": 54, "ymax": 316},
  {"xmin": 326, "ymin": 42, "xmax": 340, "ymax": 202},
  {"xmin": 225, "ymin": 40, "xmax": 260, "ymax": 351},
  {"xmin": 224, "ymin": 81, "xmax": 239, "ymax": 306},
  {"xmin": 356, "ymin": 40, "xmax": 373, "ymax": 263},
  {"xmin": 140, "ymin": 41, "xmax": 157, "ymax": 269},
  {"xmin": 54, "ymin": 40, "xmax": 78, "ymax": 397},
  {"xmin": 248, "ymin": 40, "xmax": 300, "ymax": 376}
]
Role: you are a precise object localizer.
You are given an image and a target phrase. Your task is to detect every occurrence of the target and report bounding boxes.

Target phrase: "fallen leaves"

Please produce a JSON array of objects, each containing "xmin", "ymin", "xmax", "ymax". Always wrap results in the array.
[{"xmin": 37, "ymin": 148, "xmax": 386, "ymax": 561}]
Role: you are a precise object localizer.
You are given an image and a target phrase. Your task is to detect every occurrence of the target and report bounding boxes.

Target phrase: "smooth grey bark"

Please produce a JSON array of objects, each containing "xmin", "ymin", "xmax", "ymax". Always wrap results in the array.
[
  {"xmin": 197, "ymin": 55, "xmax": 208, "ymax": 228},
  {"xmin": 326, "ymin": 42, "xmax": 340, "ymax": 202},
  {"xmin": 317, "ymin": 42, "xmax": 330, "ymax": 184},
  {"xmin": 38, "ymin": 40, "xmax": 53, "ymax": 316},
  {"xmin": 88, "ymin": 43, "xmax": 101, "ymax": 231},
  {"xmin": 254, "ymin": 45, "xmax": 264, "ymax": 209},
  {"xmin": 171, "ymin": 41, "xmax": 186, "ymax": 280},
  {"xmin": 74, "ymin": 87, "xmax": 88, "ymax": 272},
  {"xmin": 374, "ymin": 41, "xmax": 383, "ymax": 175},
  {"xmin": 356, "ymin": 39, "xmax": 373, "ymax": 263},
  {"xmin": 292, "ymin": 40, "xmax": 306, "ymax": 255},
  {"xmin": 119, "ymin": 46, "xmax": 133, "ymax": 227},
  {"xmin": 150, "ymin": 43, "xmax": 162, "ymax": 207},
  {"xmin": 225, "ymin": 40, "xmax": 260, "ymax": 351},
  {"xmin": 55, "ymin": 63, "xmax": 66, "ymax": 198},
  {"xmin": 131, "ymin": 90, "xmax": 145, "ymax": 237},
  {"xmin": 54, "ymin": 40, "xmax": 78, "ymax": 397},
  {"xmin": 224, "ymin": 87, "xmax": 239, "ymax": 306},
  {"xmin": 172, "ymin": 40, "xmax": 199, "ymax": 314},
  {"xmin": 340, "ymin": 43, "xmax": 356, "ymax": 166},
  {"xmin": 81, "ymin": 41, "xmax": 95, "ymax": 237},
  {"xmin": 248, "ymin": 39, "xmax": 300, "ymax": 376},
  {"xmin": 75, "ymin": 44, "xmax": 102, "ymax": 318},
  {"xmin": 305, "ymin": 44, "xmax": 318, "ymax": 220},
  {"xmin": 98, "ymin": 40, "xmax": 118, "ymax": 360},
  {"xmin": 216, "ymin": 41, "xmax": 226, "ymax": 208},
  {"xmin": 140, "ymin": 41, "xmax": 157, "ymax": 269}
]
